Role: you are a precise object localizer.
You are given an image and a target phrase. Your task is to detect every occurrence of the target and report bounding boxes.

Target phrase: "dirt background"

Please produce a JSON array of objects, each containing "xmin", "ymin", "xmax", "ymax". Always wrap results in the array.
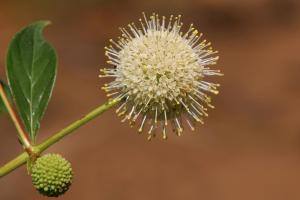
[{"xmin": 1, "ymin": 0, "xmax": 300, "ymax": 199}]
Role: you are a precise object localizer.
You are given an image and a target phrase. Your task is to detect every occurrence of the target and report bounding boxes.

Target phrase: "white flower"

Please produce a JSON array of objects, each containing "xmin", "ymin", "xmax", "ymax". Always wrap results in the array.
[{"xmin": 100, "ymin": 13, "xmax": 223, "ymax": 140}]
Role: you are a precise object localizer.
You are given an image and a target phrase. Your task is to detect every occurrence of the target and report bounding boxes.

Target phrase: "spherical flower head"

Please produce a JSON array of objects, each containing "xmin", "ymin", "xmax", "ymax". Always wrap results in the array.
[
  {"xmin": 100, "ymin": 13, "xmax": 223, "ymax": 140},
  {"xmin": 31, "ymin": 154, "xmax": 73, "ymax": 197}
]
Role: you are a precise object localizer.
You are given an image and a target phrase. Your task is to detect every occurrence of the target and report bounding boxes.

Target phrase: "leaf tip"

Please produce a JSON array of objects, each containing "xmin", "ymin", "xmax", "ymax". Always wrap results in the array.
[{"xmin": 33, "ymin": 20, "xmax": 52, "ymax": 28}]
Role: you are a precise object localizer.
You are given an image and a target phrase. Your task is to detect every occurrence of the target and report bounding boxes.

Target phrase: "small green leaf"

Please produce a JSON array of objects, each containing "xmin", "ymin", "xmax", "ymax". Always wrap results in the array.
[
  {"xmin": 0, "ymin": 80, "xmax": 11, "ymax": 113},
  {"xmin": 6, "ymin": 21, "xmax": 57, "ymax": 142}
]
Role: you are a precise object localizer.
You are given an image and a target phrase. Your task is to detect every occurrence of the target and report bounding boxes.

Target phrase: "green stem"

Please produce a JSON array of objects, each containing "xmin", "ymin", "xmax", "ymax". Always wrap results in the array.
[{"xmin": 0, "ymin": 99, "xmax": 119, "ymax": 178}]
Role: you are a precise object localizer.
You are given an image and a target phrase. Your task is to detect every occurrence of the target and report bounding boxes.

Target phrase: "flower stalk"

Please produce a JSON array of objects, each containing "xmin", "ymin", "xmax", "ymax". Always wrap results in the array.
[{"xmin": 0, "ymin": 99, "xmax": 119, "ymax": 178}]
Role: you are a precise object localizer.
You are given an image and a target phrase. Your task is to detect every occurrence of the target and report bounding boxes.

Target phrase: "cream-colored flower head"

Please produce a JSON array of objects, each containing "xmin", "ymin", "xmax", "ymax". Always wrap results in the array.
[{"xmin": 100, "ymin": 13, "xmax": 223, "ymax": 140}]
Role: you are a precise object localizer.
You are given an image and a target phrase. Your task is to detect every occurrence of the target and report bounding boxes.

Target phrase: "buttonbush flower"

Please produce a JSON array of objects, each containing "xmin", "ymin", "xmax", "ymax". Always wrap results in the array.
[{"xmin": 100, "ymin": 13, "xmax": 223, "ymax": 140}]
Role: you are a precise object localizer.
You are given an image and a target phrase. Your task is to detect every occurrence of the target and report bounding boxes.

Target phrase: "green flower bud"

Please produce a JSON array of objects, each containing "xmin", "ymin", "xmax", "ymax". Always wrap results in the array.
[{"xmin": 31, "ymin": 154, "xmax": 73, "ymax": 197}]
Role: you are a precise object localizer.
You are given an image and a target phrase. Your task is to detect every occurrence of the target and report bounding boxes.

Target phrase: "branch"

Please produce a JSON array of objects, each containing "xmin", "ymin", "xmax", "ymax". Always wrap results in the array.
[
  {"xmin": 0, "ymin": 99, "xmax": 119, "ymax": 178},
  {"xmin": 0, "ymin": 83, "xmax": 32, "ymax": 151}
]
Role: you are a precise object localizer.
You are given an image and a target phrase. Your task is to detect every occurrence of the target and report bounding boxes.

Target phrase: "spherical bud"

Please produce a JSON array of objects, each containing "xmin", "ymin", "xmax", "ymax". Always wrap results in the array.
[{"xmin": 31, "ymin": 154, "xmax": 73, "ymax": 197}]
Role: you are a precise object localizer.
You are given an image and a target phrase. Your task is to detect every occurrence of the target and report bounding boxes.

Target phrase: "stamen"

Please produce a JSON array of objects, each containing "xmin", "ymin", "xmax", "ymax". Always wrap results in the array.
[
  {"xmin": 185, "ymin": 117, "xmax": 195, "ymax": 131},
  {"xmin": 138, "ymin": 115, "xmax": 147, "ymax": 133}
]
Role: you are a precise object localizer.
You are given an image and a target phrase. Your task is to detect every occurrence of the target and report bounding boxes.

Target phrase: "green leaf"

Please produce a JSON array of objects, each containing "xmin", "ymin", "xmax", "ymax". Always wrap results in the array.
[
  {"xmin": 0, "ymin": 80, "xmax": 12, "ymax": 113},
  {"xmin": 6, "ymin": 21, "xmax": 57, "ymax": 142}
]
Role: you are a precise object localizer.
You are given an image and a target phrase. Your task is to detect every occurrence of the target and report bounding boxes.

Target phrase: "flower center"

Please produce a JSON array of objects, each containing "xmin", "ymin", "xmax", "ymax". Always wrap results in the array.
[{"xmin": 118, "ymin": 30, "xmax": 200, "ymax": 106}]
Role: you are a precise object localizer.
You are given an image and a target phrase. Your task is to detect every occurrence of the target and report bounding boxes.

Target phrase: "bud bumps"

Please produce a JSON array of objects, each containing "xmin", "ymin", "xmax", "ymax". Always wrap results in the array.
[{"xmin": 31, "ymin": 154, "xmax": 73, "ymax": 197}]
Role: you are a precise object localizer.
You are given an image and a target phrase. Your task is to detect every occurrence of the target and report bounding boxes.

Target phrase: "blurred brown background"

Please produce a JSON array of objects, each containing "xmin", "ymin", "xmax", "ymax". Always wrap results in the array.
[{"xmin": 1, "ymin": 0, "xmax": 300, "ymax": 199}]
